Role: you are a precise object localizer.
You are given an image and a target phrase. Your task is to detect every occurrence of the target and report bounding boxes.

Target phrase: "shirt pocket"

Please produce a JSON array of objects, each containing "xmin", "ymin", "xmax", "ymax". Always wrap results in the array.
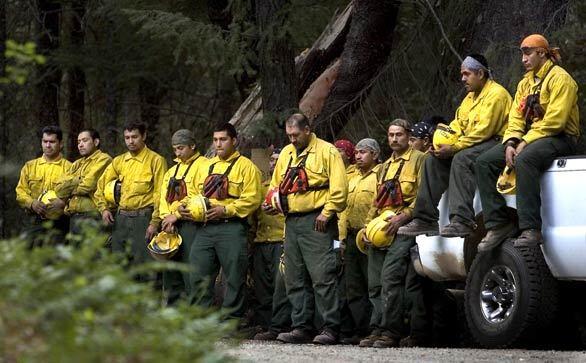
[
  {"xmin": 28, "ymin": 176, "xmax": 43, "ymax": 193},
  {"xmin": 304, "ymin": 154, "xmax": 325, "ymax": 183},
  {"xmin": 132, "ymin": 172, "xmax": 153, "ymax": 195},
  {"xmin": 399, "ymin": 172, "xmax": 418, "ymax": 200},
  {"xmin": 228, "ymin": 175, "xmax": 244, "ymax": 198}
]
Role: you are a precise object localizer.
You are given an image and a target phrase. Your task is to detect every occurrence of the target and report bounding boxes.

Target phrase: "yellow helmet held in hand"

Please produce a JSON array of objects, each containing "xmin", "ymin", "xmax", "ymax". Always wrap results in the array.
[
  {"xmin": 104, "ymin": 180, "xmax": 121, "ymax": 206},
  {"xmin": 432, "ymin": 123, "xmax": 460, "ymax": 150},
  {"xmin": 496, "ymin": 166, "xmax": 516, "ymax": 194},
  {"xmin": 147, "ymin": 231, "xmax": 182, "ymax": 261},
  {"xmin": 38, "ymin": 190, "xmax": 62, "ymax": 220},
  {"xmin": 355, "ymin": 228, "xmax": 367, "ymax": 255},
  {"xmin": 186, "ymin": 195, "xmax": 209, "ymax": 222},
  {"xmin": 366, "ymin": 210, "xmax": 396, "ymax": 248}
]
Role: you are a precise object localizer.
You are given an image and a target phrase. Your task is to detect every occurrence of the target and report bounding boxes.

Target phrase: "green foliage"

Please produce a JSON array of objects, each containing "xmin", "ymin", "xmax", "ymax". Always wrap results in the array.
[
  {"xmin": 0, "ymin": 223, "xmax": 234, "ymax": 362},
  {"xmin": 0, "ymin": 40, "xmax": 46, "ymax": 86}
]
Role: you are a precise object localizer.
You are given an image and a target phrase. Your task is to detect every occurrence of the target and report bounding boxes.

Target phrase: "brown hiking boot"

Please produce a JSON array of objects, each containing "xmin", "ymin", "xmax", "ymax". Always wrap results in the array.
[
  {"xmin": 440, "ymin": 221, "xmax": 475, "ymax": 238},
  {"xmin": 372, "ymin": 335, "xmax": 400, "ymax": 348},
  {"xmin": 514, "ymin": 229, "xmax": 543, "ymax": 248},
  {"xmin": 253, "ymin": 330, "xmax": 279, "ymax": 341},
  {"xmin": 397, "ymin": 219, "xmax": 439, "ymax": 237},
  {"xmin": 477, "ymin": 223, "xmax": 517, "ymax": 252},
  {"xmin": 399, "ymin": 335, "xmax": 428, "ymax": 347},
  {"xmin": 358, "ymin": 329, "xmax": 382, "ymax": 348},
  {"xmin": 312, "ymin": 329, "xmax": 338, "ymax": 345},
  {"xmin": 276, "ymin": 328, "xmax": 314, "ymax": 344}
]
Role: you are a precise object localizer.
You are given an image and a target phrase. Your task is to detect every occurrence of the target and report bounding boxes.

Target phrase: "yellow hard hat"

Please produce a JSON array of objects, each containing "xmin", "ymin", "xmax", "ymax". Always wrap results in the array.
[
  {"xmin": 147, "ymin": 231, "xmax": 182, "ymax": 261},
  {"xmin": 366, "ymin": 210, "xmax": 396, "ymax": 248},
  {"xmin": 432, "ymin": 123, "xmax": 460, "ymax": 150},
  {"xmin": 186, "ymin": 195, "xmax": 209, "ymax": 222},
  {"xmin": 104, "ymin": 180, "xmax": 121, "ymax": 206},
  {"xmin": 38, "ymin": 190, "xmax": 62, "ymax": 220},
  {"xmin": 355, "ymin": 228, "xmax": 367, "ymax": 255},
  {"xmin": 496, "ymin": 166, "xmax": 516, "ymax": 194}
]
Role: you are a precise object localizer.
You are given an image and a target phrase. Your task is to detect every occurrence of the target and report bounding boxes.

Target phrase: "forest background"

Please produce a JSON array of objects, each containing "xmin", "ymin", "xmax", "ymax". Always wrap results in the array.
[{"xmin": 1, "ymin": 0, "xmax": 584, "ymax": 238}]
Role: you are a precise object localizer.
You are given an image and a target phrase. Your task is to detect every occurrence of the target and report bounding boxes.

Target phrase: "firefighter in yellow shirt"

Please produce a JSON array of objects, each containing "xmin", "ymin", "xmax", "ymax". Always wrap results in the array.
[
  {"xmin": 338, "ymin": 138, "xmax": 380, "ymax": 344},
  {"xmin": 476, "ymin": 34, "xmax": 579, "ymax": 250},
  {"xmin": 53, "ymin": 129, "xmax": 112, "ymax": 235},
  {"xmin": 156, "ymin": 129, "xmax": 209, "ymax": 304},
  {"xmin": 399, "ymin": 54, "xmax": 512, "ymax": 238},
  {"xmin": 267, "ymin": 113, "xmax": 348, "ymax": 345},
  {"xmin": 189, "ymin": 123, "xmax": 262, "ymax": 319},
  {"xmin": 357, "ymin": 119, "xmax": 427, "ymax": 348},
  {"xmin": 251, "ymin": 148, "xmax": 292, "ymax": 340},
  {"xmin": 94, "ymin": 122, "xmax": 167, "ymax": 275},
  {"xmin": 15, "ymin": 125, "xmax": 72, "ymax": 245}
]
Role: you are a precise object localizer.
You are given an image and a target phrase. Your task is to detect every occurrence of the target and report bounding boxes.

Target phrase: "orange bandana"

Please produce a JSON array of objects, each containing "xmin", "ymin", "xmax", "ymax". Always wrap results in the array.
[{"xmin": 520, "ymin": 34, "xmax": 561, "ymax": 63}]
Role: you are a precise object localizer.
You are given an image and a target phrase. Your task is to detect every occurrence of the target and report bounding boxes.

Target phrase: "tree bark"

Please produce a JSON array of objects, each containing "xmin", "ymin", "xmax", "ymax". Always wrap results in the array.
[
  {"xmin": 255, "ymin": 0, "xmax": 296, "ymax": 132},
  {"xmin": 227, "ymin": 3, "xmax": 352, "ymax": 147},
  {"xmin": 36, "ymin": 0, "xmax": 62, "ymax": 127},
  {"xmin": 466, "ymin": 0, "xmax": 569, "ymax": 90},
  {"xmin": 313, "ymin": 0, "xmax": 401, "ymax": 140},
  {"xmin": 139, "ymin": 79, "xmax": 164, "ymax": 145},
  {"xmin": 66, "ymin": 0, "xmax": 87, "ymax": 158},
  {"xmin": 0, "ymin": 0, "xmax": 7, "ymax": 238}
]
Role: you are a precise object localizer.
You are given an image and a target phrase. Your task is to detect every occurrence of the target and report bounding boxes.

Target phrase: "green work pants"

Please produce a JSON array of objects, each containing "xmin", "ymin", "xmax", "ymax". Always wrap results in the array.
[
  {"xmin": 379, "ymin": 235, "xmax": 424, "ymax": 338},
  {"xmin": 69, "ymin": 213, "xmax": 101, "ymax": 235},
  {"xmin": 367, "ymin": 246, "xmax": 386, "ymax": 330},
  {"xmin": 476, "ymin": 135, "xmax": 575, "ymax": 230},
  {"xmin": 414, "ymin": 140, "xmax": 497, "ymax": 225},
  {"xmin": 404, "ymin": 257, "xmax": 430, "ymax": 339},
  {"xmin": 111, "ymin": 210, "xmax": 153, "ymax": 282},
  {"xmin": 252, "ymin": 242, "xmax": 284, "ymax": 328},
  {"xmin": 268, "ymin": 247, "xmax": 293, "ymax": 333},
  {"xmin": 189, "ymin": 220, "xmax": 248, "ymax": 318},
  {"xmin": 24, "ymin": 214, "xmax": 69, "ymax": 248},
  {"xmin": 344, "ymin": 229, "xmax": 371, "ymax": 336},
  {"xmin": 162, "ymin": 221, "xmax": 197, "ymax": 305},
  {"xmin": 284, "ymin": 211, "xmax": 340, "ymax": 332}
]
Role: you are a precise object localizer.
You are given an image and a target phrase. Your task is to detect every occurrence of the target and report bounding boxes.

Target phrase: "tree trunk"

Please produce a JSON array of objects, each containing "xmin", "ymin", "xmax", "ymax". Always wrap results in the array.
[
  {"xmin": 255, "ymin": 0, "xmax": 296, "ymax": 132},
  {"xmin": 139, "ymin": 79, "xmax": 164, "ymax": 145},
  {"xmin": 0, "ymin": 0, "xmax": 7, "ymax": 238},
  {"xmin": 313, "ymin": 0, "xmax": 401, "ymax": 140},
  {"xmin": 66, "ymin": 0, "xmax": 86, "ymax": 158},
  {"xmin": 36, "ymin": 0, "xmax": 62, "ymax": 127},
  {"xmin": 227, "ymin": 3, "xmax": 352, "ymax": 147},
  {"xmin": 466, "ymin": 0, "xmax": 569, "ymax": 90}
]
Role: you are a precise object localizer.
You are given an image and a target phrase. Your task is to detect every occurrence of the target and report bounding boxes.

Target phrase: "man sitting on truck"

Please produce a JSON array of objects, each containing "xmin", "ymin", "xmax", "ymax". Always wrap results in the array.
[
  {"xmin": 475, "ymin": 34, "xmax": 580, "ymax": 251},
  {"xmin": 398, "ymin": 54, "xmax": 512, "ymax": 238}
]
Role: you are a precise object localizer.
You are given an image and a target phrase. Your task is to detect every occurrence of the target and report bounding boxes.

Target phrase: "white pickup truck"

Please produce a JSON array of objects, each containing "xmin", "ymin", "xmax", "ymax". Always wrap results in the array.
[{"xmin": 411, "ymin": 157, "xmax": 586, "ymax": 348}]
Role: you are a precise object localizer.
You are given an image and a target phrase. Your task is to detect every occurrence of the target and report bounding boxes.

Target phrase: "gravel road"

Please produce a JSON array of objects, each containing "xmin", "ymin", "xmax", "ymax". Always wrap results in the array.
[{"xmin": 225, "ymin": 341, "xmax": 586, "ymax": 362}]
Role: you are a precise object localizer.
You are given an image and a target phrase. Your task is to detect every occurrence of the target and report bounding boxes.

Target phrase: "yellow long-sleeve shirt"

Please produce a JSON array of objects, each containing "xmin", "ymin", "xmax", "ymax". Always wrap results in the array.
[
  {"xmin": 15, "ymin": 155, "xmax": 72, "ymax": 210},
  {"xmin": 270, "ymin": 133, "xmax": 348, "ymax": 218},
  {"xmin": 338, "ymin": 164, "xmax": 379, "ymax": 241},
  {"xmin": 55, "ymin": 150, "xmax": 112, "ymax": 215},
  {"xmin": 94, "ymin": 146, "xmax": 167, "ymax": 226},
  {"xmin": 196, "ymin": 151, "xmax": 262, "ymax": 219},
  {"xmin": 366, "ymin": 147, "xmax": 425, "ymax": 223},
  {"xmin": 159, "ymin": 152, "xmax": 209, "ymax": 219},
  {"xmin": 252, "ymin": 182, "xmax": 285, "ymax": 243},
  {"xmin": 504, "ymin": 59, "xmax": 580, "ymax": 145},
  {"xmin": 449, "ymin": 79, "xmax": 513, "ymax": 152}
]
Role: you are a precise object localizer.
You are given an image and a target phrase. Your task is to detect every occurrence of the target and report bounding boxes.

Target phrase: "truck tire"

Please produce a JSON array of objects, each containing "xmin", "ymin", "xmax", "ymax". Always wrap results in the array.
[{"xmin": 465, "ymin": 240, "xmax": 559, "ymax": 348}]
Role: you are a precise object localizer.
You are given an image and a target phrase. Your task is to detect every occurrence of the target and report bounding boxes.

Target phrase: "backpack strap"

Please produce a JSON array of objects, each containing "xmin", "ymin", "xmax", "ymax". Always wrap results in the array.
[{"xmin": 180, "ymin": 155, "xmax": 199, "ymax": 179}]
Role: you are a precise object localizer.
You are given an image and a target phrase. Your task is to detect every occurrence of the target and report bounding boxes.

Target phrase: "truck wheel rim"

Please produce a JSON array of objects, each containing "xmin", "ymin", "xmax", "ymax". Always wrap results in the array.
[{"xmin": 479, "ymin": 265, "xmax": 517, "ymax": 324}]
